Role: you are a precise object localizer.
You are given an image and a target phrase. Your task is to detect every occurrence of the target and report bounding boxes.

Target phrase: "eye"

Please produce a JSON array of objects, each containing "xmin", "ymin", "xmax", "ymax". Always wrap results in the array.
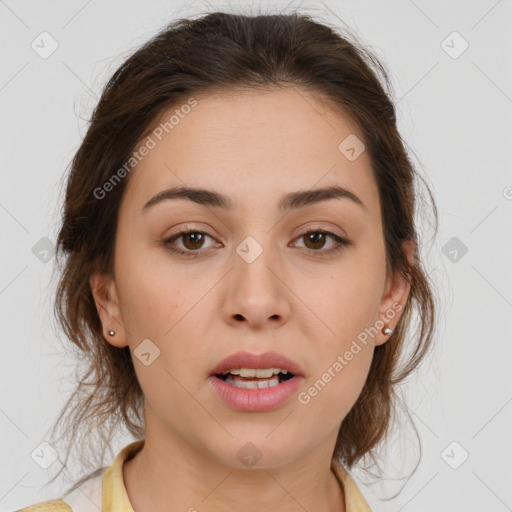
[
  {"xmin": 162, "ymin": 228, "xmax": 351, "ymax": 258},
  {"xmin": 292, "ymin": 229, "xmax": 351, "ymax": 256},
  {"xmin": 162, "ymin": 229, "xmax": 218, "ymax": 256}
]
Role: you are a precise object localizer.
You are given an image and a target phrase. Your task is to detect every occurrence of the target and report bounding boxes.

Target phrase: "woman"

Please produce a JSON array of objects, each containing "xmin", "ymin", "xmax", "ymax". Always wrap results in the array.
[{"xmin": 17, "ymin": 9, "xmax": 437, "ymax": 512}]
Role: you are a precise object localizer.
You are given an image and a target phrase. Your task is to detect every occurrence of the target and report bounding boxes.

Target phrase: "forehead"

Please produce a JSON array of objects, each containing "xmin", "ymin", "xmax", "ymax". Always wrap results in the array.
[{"xmin": 120, "ymin": 86, "xmax": 380, "ymax": 218}]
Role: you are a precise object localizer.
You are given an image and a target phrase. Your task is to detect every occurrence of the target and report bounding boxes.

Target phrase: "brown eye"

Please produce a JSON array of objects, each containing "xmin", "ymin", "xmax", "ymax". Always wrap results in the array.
[
  {"xmin": 302, "ymin": 231, "xmax": 328, "ymax": 250},
  {"xmin": 163, "ymin": 228, "xmax": 350, "ymax": 258},
  {"xmin": 293, "ymin": 229, "xmax": 351, "ymax": 256},
  {"xmin": 163, "ymin": 229, "xmax": 218, "ymax": 256},
  {"xmin": 181, "ymin": 232, "xmax": 206, "ymax": 250}
]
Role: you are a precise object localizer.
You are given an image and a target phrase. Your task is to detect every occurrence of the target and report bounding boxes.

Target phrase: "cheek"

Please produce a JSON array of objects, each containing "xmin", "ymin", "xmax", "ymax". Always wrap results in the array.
[
  {"xmin": 294, "ymin": 341, "xmax": 374, "ymax": 441},
  {"xmin": 293, "ymin": 247, "xmax": 384, "ymax": 412},
  {"xmin": 115, "ymin": 249, "xmax": 184, "ymax": 341},
  {"xmin": 302, "ymin": 260, "xmax": 384, "ymax": 347},
  {"xmin": 117, "ymin": 268, "xmax": 199, "ymax": 411},
  {"xmin": 115, "ymin": 250, "xmax": 211, "ymax": 385}
]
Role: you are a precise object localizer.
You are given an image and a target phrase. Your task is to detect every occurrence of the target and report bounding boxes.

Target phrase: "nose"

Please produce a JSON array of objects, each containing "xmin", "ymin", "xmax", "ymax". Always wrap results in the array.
[{"xmin": 220, "ymin": 240, "xmax": 291, "ymax": 329}]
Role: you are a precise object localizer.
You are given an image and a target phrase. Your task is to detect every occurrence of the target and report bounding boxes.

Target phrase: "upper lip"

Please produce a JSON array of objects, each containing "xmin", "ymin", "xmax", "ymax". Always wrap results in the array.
[{"xmin": 210, "ymin": 350, "xmax": 305, "ymax": 377}]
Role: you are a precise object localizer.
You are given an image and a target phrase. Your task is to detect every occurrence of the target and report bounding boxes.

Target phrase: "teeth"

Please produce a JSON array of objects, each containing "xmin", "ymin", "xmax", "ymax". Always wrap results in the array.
[
  {"xmin": 225, "ymin": 375, "xmax": 280, "ymax": 389},
  {"xmin": 222, "ymin": 367, "xmax": 288, "ymax": 377},
  {"xmin": 240, "ymin": 368, "xmax": 256, "ymax": 377}
]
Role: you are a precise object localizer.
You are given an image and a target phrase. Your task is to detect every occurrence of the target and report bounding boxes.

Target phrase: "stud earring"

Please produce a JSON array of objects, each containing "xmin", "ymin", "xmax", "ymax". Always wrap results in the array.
[
  {"xmin": 382, "ymin": 326, "xmax": 392, "ymax": 335},
  {"xmin": 108, "ymin": 330, "xmax": 115, "ymax": 336}
]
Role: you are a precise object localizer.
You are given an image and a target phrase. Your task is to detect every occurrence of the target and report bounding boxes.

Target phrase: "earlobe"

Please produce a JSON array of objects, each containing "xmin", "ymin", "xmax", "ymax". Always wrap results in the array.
[
  {"xmin": 375, "ymin": 240, "xmax": 415, "ymax": 346},
  {"xmin": 89, "ymin": 271, "xmax": 128, "ymax": 348}
]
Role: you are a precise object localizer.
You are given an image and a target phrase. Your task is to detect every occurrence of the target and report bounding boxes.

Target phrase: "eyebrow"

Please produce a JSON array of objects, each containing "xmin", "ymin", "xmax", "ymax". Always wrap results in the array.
[{"xmin": 141, "ymin": 184, "xmax": 366, "ymax": 214}]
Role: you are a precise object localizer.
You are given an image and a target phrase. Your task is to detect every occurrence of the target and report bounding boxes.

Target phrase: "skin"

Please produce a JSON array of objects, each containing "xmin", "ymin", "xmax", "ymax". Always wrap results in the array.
[{"xmin": 90, "ymin": 86, "xmax": 413, "ymax": 512}]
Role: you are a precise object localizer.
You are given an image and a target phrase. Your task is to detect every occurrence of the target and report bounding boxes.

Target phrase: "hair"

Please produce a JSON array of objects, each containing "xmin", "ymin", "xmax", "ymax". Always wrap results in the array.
[{"xmin": 46, "ymin": 8, "xmax": 438, "ymax": 495}]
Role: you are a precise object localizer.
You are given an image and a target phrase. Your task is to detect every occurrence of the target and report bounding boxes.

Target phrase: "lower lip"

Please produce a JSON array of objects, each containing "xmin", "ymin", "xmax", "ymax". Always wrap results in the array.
[{"xmin": 208, "ymin": 375, "xmax": 305, "ymax": 412}]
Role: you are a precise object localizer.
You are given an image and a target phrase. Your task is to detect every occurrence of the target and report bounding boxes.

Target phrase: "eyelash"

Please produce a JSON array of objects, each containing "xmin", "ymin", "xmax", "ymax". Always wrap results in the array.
[{"xmin": 161, "ymin": 228, "xmax": 351, "ymax": 258}]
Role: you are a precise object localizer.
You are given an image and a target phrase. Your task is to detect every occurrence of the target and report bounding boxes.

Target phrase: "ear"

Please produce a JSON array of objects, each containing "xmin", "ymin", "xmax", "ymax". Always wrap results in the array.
[
  {"xmin": 89, "ymin": 271, "xmax": 128, "ymax": 348},
  {"xmin": 374, "ymin": 240, "xmax": 415, "ymax": 347}
]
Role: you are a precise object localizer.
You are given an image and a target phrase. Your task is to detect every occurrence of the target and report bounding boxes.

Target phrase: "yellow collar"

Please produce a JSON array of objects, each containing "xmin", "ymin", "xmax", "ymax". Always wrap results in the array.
[
  {"xmin": 330, "ymin": 457, "xmax": 373, "ymax": 511},
  {"xmin": 102, "ymin": 439, "xmax": 144, "ymax": 511}
]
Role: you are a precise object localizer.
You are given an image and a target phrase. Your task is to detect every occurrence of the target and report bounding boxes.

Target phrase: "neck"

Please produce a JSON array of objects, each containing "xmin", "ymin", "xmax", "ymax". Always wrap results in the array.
[{"xmin": 123, "ymin": 431, "xmax": 345, "ymax": 512}]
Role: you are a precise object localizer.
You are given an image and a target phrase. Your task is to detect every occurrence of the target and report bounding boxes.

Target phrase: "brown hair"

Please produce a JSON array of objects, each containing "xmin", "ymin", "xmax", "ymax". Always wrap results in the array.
[{"xmin": 47, "ymin": 9, "xmax": 438, "ymax": 492}]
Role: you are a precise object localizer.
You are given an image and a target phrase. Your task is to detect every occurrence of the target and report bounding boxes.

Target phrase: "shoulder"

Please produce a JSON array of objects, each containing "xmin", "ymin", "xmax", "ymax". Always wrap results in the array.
[{"xmin": 13, "ymin": 498, "xmax": 72, "ymax": 511}]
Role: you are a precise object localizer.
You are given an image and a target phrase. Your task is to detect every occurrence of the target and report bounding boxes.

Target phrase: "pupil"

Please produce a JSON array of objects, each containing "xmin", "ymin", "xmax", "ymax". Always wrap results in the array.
[
  {"xmin": 306, "ymin": 232, "xmax": 324, "ymax": 250},
  {"xmin": 185, "ymin": 232, "xmax": 203, "ymax": 249}
]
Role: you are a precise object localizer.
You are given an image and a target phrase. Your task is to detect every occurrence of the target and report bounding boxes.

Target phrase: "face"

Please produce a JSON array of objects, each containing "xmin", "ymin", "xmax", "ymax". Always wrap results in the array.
[{"xmin": 91, "ymin": 86, "xmax": 412, "ymax": 469}]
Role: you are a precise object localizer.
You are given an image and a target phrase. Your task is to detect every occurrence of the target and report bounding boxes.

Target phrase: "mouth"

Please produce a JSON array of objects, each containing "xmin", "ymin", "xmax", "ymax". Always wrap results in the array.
[
  {"xmin": 208, "ymin": 350, "xmax": 305, "ymax": 411},
  {"xmin": 215, "ymin": 367, "xmax": 295, "ymax": 389}
]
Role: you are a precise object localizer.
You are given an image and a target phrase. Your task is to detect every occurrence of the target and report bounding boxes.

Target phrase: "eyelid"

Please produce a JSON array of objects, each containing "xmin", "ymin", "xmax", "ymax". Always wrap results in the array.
[{"xmin": 294, "ymin": 223, "xmax": 348, "ymax": 240}]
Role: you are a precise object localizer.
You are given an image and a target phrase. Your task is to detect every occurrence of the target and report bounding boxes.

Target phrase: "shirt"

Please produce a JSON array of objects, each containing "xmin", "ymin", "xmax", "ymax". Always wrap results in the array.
[{"xmin": 15, "ymin": 439, "xmax": 372, "ymax": 511}]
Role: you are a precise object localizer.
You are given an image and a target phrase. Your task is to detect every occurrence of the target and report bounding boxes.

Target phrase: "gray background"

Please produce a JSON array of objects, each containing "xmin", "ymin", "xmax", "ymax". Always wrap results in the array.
[{"xmin": 1, "ymin": 0, "xmax": 511, "ymax": 511}]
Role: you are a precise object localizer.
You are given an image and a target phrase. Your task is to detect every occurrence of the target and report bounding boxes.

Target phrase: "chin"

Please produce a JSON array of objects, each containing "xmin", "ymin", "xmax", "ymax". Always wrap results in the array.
[{"xmin": 203, "ymin": 432, "xmax": 305, "ymax": 470}]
